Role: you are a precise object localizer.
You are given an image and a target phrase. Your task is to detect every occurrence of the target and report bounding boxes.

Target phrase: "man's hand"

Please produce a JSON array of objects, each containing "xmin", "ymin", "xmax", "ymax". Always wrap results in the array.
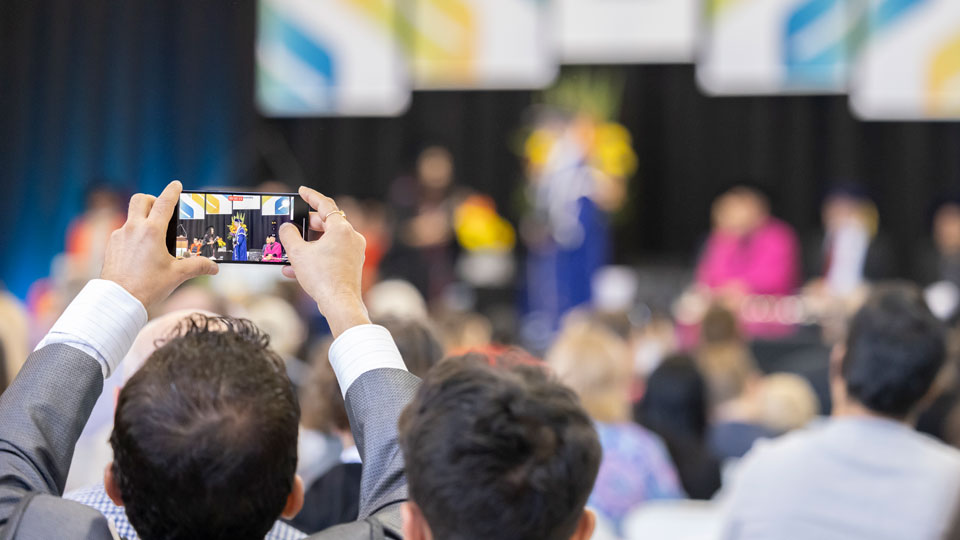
[
  {"xmin": 280, "ymin": 186, "xmax": 371, "ymax": 337},
  {"xmin": 101, "ymin": 181, "xmax": 219, "ymax": 308}
]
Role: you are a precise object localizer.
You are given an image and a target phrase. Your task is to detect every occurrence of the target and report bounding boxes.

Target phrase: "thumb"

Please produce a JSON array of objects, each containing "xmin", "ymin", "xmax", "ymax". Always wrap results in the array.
[
  {"xmin": 279, "ymin": 223, "xmax": 306, "ymax": 256},
  {"xmin": 176, "ymin": 255, "xmax": 219, "ymax": 280}
]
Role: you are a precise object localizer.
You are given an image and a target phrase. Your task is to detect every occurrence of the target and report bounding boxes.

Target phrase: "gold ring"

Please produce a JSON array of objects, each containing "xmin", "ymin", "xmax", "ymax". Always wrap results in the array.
[{"xmin": 323, "ymin": 210, "xmax": 346, "ymax": 222}]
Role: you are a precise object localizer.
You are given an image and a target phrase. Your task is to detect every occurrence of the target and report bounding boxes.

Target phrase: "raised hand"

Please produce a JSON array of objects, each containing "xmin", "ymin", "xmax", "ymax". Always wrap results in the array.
[
  {"xmin": 101, "ymin": 181, "xmax": 219, "ymax": 307},
  {"xmin": 279, "ymin": 186, "xmax": 371, "ymax": 337}
]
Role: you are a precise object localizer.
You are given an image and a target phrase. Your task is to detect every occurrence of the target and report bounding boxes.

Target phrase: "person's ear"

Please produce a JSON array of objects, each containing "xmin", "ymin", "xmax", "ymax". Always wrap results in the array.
[
  {"xmin": 280, "ymin": 475, "xmax": 305, "ymax": 519},
  {"xmin": 401, "ymin": 501, "xmax": 433, "ymax": 540},
  {"xmin": 569, "ymin": 508, "xmax": 596, "ymax": 540},
  {"xmin": 104, "ymin": 463, "xmax": 124, "ymax": 507}
]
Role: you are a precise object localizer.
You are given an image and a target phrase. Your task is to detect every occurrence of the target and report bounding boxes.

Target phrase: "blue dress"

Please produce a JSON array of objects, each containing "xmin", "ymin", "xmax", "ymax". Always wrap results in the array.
[{"xmin": 233, "ymin": 227, "xmax": 247, "ymax": 261}]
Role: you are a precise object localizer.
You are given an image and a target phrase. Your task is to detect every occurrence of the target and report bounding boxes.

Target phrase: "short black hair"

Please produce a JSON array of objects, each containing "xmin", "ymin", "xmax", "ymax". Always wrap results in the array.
[
  {"xmin": 843, "ymin": 284, "xmax": 947, "ymax": 417},
  {"xmin": 111, "ymin": 315, "xmax": 300, "ymax": 540},
  {"xmin": 399, "ymin": 356, "xmax": 601, "ymax": 540}
]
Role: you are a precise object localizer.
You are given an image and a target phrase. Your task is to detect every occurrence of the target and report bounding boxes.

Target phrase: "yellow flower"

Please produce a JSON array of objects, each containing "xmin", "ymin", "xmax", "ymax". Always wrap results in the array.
[{"xmin": 454, "ymin": 196, "xmax": 516, "ymax": 252}]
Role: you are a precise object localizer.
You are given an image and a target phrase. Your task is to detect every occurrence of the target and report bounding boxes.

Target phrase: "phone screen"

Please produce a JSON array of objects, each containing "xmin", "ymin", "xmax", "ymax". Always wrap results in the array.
[{"xmin": 169, "ymin": 191, "xmax": 306, "ymax": 265}]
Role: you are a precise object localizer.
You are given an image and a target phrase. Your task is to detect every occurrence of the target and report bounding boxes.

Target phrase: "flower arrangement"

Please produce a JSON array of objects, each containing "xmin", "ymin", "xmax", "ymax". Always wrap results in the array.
[
  {"xmin": 229, "ymin": 213, "xmax": 247, "ymax": 238},
  {"xmin": 454, "ymin": 195, "xmax": 516, "ymax": 253},
  {"xmin": 216, "ymin": 237, "xmax": 226, "ymax": 248}
]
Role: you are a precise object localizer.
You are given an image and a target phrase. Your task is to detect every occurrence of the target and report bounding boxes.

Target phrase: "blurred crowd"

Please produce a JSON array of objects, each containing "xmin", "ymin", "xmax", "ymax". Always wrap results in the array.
[{"xmin": 4, "ymin": 144, "xmax": 960, "ymax": 539}]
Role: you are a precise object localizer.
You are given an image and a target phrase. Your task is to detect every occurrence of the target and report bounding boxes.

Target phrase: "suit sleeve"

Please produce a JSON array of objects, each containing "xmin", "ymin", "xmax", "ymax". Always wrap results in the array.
[
  {"xmin": 343, "ymin": 368, "xmax": 421, "ymax": 519},
  {"xmin": 0, "ymin": 344, "xmax": 106, "ymax": 529}
]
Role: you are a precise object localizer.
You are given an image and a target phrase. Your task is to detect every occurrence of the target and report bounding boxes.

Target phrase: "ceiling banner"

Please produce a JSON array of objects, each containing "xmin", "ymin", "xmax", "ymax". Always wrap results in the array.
[
  {"xmin": 257, "ymin": 0, "xmax": 410, "ymax": 117},
  {"xmin": 851, "ymin": 0, "xmax": 960, "ymax": 120}
]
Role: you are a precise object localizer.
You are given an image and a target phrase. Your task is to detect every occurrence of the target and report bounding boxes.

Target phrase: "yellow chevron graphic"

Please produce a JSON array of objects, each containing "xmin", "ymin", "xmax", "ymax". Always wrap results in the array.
[
  {"xmin": 927, "ymin": 32, "xmax": 960, "ymax": 116},
  {"xmin": 205, "ymin": 194, "xmax": 220, "ymax": 214}
]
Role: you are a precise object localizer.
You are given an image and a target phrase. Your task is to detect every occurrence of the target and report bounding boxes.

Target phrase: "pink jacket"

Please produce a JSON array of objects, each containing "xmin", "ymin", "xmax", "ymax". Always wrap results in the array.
[{"xmin": 696, "ymin": 218, "xmax": 799, "ymax": 296}]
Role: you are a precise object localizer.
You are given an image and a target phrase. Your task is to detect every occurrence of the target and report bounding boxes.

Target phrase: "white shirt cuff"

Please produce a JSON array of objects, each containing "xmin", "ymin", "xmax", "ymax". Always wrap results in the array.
[
  {"xmin": 36, "ymin": 279, "xmax": 148, "ymax": 378},
  {"xmin": 327, "ymin": 324, "xmax": 407, "ymax": 397}
]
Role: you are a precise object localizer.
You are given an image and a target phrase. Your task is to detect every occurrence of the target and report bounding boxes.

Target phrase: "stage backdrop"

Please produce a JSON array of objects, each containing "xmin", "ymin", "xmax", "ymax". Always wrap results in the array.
[{"xmin": 4, "ymin": 2, "xmax": 960, "ymax": 300}]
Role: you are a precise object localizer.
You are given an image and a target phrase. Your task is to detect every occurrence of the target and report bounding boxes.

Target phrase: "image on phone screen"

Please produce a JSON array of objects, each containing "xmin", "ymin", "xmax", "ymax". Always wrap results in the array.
[{"xmin": 169, "ymin": 191, "xmax": 305, "ymax": 265}]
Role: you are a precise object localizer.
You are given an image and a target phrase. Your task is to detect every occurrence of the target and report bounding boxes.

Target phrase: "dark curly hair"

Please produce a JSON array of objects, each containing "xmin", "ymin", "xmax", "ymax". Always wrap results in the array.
[{"xmin": 111, "ymin": 315, "xmax": 300, "ymax": 540}]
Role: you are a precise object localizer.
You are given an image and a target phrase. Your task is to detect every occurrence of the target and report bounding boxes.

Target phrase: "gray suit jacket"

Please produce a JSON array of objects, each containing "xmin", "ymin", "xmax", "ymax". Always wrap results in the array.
[{"xmin": 0, "ymin": 343, "xmax": 420, "ymax": 540}]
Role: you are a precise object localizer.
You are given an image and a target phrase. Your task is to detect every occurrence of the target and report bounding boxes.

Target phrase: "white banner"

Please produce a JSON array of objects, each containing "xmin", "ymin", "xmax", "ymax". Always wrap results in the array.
[
  {"xmin": 698, "ymin": 0, "xmax": 863, "ymax": 95},
  {"xmin": 554, "ymin": 0, "xmax": 696, "ymax": 63},
  {"xmin": 407, "ymin": 0, "xmax": 556, "ymax": 89},
  {"xmin": 257, "ymin": 0, "xmax": 410, "ymax": 116},
  {"xmin": 230, "ymin": 195, "xmax": 261, "ymax": 210}
]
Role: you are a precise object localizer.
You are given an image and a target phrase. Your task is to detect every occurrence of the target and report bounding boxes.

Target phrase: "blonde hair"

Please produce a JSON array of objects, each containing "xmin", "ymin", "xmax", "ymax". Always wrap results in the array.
[
  {"xmin": 758, "ymin": 373, "xmax": 819, "ymax": 433},
  {"xmin": 546, "ymin": 321, "xmax": 632, "ymax": 423},
  {"xmin": 696, "ymin": 342, "xmax": 758, "ymax": 406}
]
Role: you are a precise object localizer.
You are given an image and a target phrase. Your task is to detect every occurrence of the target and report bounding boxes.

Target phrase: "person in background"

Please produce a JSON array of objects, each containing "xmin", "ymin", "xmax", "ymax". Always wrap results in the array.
[
  {"xmin": 0, "ymin": 291, "xmax": 29, "ymax": 392},
  {"xmin": 720, "ymin": 284, "xmax": 960, "ymax": 540},
  {"xmin": 696, "ymin": 305, "xmax": 776, "ymax": 462},
  {"xmin": 232, "ymin": 217, "xmax": 248, "ymax": 262},
  {"xmin": 636, "ymin": 354, "xmax": 723, "ymax": 500},
  {"xmin": 189, "ymin": 237, "xmax": 202, "ymax": 257},
  {"xmin": 698, "ymin": 342, "xmax": 775, "ymax": 463},
  {"xmin": 804, "ymin": 186, "xmax": 893, "ymax": 299},
  {"xmin": 691, "ymin": 186, "xmax": 799, "ymax": 338},
  {"xmin": 65, "ymin": 184, "xmax": 125, "ymax": 279},
  {"xmin": 548, "ymin": 321, "xmax": 683, "ymax": 533},
  {"xmin": 263, "ymin": 235, "xmax": 283, "ymax": 262},
  {"xmin": 385, "ymin": 145, "xmax": 460, "ymax": 302},
  {"xmin": 292, "ymin": 351, "xmax": 361, "ymax": 534},
  {"xmin": 916, "ymin": 198, "xmax": 960, "ymax": 320},
  {"xmin": 201, "ymin": 226, "xmax": 220, "ymax": 259}
]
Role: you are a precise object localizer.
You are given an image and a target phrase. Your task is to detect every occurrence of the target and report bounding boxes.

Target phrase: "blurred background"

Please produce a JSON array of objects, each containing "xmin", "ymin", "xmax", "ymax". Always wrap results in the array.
[{"xmin": 3, "ymin": 0, "xmax": 960, "ymax": 536}]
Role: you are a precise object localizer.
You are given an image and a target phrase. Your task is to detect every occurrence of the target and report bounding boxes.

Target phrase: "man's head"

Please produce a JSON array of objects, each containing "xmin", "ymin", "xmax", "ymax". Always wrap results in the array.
[
  {"xmin": 399, "ymin": 355, "xmax": 601, "ymax": 540},
  {"xmin": 107, "ymin": 315, "xmax": 303, "ymax": 540},
  {"xmin": 267, "ymin": 235, "xmax": 276, "ymax": 244},
  {"xmin": 834, "ymin": 284, "xmax": 947, "ymax": 419},
  {"xmin": 712, "ymin": 185, "xmax": 770, "ymax": 237}
]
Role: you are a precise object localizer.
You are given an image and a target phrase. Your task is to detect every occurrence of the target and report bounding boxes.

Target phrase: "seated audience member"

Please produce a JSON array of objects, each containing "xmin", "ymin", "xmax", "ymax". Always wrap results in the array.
[
  {"xmin": 548, "ymin": 322, "xmax": 684, "ymax": 533},
  {"xmin": 263, "ymin": 234, "xmax": 284, "ymax": 262},
  {"xmin": 756, "ymin": 373, "xmax": 820, "ymax": 434},
  {"xmin": 636, "ymin": 355, "xmax": 723, "ymax": 500},
  {"xmin": 698, "ymin": 342, "xmax": 775, "ymax": 461},
  {"xmin": 0, "ymin": 183, "xmax": 419, "ymax": 539},
  {"xmin": 293, "ymin": 353, "xmax": 361, "ymax": 534},
  {"xmin": 720, "ymin": 284, "xmax": 960, "ymax": 540},
  {"xmin": 399, "ymin": 351, "xmax": 603, "ymax": 540}
]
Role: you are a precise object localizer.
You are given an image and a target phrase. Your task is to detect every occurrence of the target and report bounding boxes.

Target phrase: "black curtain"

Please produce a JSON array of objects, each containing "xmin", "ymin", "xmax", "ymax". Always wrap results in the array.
[{"xmin": 4, "ymin": 1, "xmax": 960, "ymax": 297}]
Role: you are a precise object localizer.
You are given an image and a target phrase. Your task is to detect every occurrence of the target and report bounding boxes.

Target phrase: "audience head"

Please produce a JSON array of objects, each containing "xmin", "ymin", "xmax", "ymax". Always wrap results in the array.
[
  {"xmin": 700, "ymin": 303, "xmax": 743, "ymax": 346},
  {"xmin": 366, "ymin": 279, "xmax": 429, "ymax": 321},
  {"xmin": 375, "ymin": 316, "xmax": 444, "ymax": 378},
  {"xmin": 637, "ymin": 354, "xmax": 710, "ymax": 442},
  {"xmin": 696, "ymin": 342, "xmax": 759, "ymax": 408},
  {"xmin": 399, "ymin": 353, "xmax": 602, "ymax": 540},
  {"xmin": 757, "ymin": 373, "xmax": 819, "ymax": 433},
  {"xmin": 108, "ymin": 315, "xmax": 303, "ymax": 540},
  {"xmin": 0, "ymin": 292, "xmax": 29, "ymax": 390},
  {"xmin": 837, "ymin": 283, "xmax": 947, "ymax": 419},
  {"xmin": 547, "ymin": 322, "xmax": 633, "ymax": 423}
]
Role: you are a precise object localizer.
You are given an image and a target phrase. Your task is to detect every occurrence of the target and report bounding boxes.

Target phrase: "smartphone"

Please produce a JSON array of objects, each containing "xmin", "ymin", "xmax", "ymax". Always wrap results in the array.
[{"xmin": 166, "ymin": 190, "xmax": 309, "ymax": 265}]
